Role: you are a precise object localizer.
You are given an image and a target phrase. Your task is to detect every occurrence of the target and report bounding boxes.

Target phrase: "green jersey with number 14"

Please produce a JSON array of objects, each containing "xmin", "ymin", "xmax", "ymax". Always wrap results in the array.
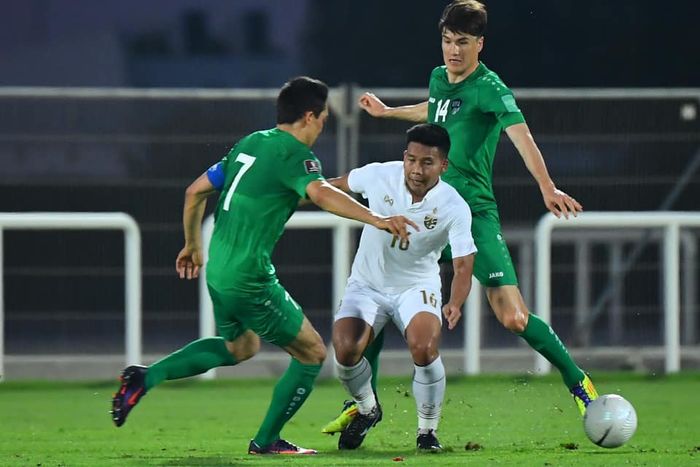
[
  {"xmin": 207, "ymin": 128, "xmax": 324, "ymax": 293},
  {"xmin": 428, "ymin": 62, "xmax": 525, "ymax": 213}
]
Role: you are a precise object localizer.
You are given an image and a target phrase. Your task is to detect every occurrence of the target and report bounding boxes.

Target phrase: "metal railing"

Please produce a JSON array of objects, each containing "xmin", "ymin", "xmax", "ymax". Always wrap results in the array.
[
  {"xmin": 535, "ymin": 211, "xmax": 700, "ymax": 374},
  {"xmin": 0, "ymin": 212, "xmax": 142, "ymax": 381}
]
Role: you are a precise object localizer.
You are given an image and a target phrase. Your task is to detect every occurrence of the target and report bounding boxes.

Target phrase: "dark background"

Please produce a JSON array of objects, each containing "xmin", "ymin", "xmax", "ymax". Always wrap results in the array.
[{"xmin": 1, "ymin": 0, "xmax": 698, "ymax": 89}]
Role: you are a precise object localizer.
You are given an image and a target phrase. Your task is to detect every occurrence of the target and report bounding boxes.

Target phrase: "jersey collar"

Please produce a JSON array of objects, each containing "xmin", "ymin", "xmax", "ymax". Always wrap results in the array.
[
  {"xmin": 442, "ymin": 61, "xmax": 486, "ymax": 85},
  {"xmin": 404, "ymin": 178, "xmax": 443, "ymax": 209}
]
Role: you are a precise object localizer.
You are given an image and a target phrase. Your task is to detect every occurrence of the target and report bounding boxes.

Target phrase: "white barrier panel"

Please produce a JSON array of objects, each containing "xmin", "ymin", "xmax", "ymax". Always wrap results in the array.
[
  {"xmin": 198, "ymin": 211, "xmax": 484, "ymax": 378},
  {"xmin": 0, "ymin": 212, "xmax": 142, "ymax": 381},
  {"xmin": 535, "ymin": 211, "xmax": 700, "ymax": 375}
]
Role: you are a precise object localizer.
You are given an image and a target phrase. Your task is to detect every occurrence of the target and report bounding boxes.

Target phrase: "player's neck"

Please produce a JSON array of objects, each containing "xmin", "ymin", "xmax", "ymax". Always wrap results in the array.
[
  {"xmin": 277, "ymin": 124, "xmax": 312, "ymax": 147},
  {"xmin": 405, "ymin": 180, "xmax": 439, "ymax": 204},
  {"xmin": 447, "ymin": 61, "xmax": 480, "ymax": 84}
]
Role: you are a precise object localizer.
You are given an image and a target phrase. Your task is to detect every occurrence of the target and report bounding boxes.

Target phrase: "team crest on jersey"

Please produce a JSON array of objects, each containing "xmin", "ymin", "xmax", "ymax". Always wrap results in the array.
[
  {"xmin": 424, "ymin": 208, "xmax": 438, "ymax": 230},
  {"xmin": 304, "ymin": 159, "xmax": 321, "ymax": 174},
  {"xmin": 450, "ymin": 99, "xmax": 462, "ymax": 115}
]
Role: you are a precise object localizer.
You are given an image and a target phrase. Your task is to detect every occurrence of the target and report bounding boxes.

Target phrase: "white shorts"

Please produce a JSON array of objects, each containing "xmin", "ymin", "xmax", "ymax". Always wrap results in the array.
[{"xmin": 335, "ymin": 280, "xmax": 442, "ymax": 336}]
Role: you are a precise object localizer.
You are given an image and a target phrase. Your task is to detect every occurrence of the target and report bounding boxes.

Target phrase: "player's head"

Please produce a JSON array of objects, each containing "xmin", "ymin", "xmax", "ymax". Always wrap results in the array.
[
  {"xmin": 403, "ymin": 124, "xmax": 450, "ymax": 199},
  {"xmin": 439, "ymin": 0, "xmax": 486, "ymax": 78},
  {"xmin": 277, "ymin": 76, "xmax": 330, "ymax": 146}
]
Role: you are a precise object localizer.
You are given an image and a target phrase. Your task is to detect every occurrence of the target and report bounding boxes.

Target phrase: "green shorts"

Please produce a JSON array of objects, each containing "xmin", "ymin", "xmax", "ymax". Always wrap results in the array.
[
  {"xmin": 207, "ymin": 281, "xmax": 305, "ymax": 347},
  {"xmin": 440, "ymin": 209, "xmax": 518, "ymax": 288}
]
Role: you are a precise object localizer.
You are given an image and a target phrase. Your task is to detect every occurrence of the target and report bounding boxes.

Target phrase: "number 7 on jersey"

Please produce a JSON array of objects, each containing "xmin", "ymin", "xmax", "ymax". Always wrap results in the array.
[{"xmin": 222, "ymin": 153, "xmax": 256, "ymax": 211}]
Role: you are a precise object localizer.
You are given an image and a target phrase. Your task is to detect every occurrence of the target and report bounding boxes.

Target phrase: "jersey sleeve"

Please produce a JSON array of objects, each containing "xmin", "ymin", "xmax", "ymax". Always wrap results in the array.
[
  {"xmin": 448, "ymin": 197, "xmax": 478, "ymax": 259},
  {"xmin": 347, "ymin": 162, "xmax": 383, "ymax": 198},
  {"xmin": 478, "ymin": 75, "xmax": 526, "ymax": 129},
  {"xmin": 206, "ymin": 160, "xmax": 226, "ymax": 191},
  {"xmin": 280, "ymin": 148, "xmax": 326, "ymax": 198}
]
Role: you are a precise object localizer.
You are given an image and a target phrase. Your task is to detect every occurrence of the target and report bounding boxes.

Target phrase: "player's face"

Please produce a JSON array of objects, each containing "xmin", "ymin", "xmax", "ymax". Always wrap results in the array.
[
  {"xmin": 403, "ymin": 142, "xmax": 448, "ymax": 200},
  {"xmin": 441, "ymin": 29, "xmax": 483, "ymax": 80},
  {"xmin": 307, "ymin": 104, "xmax": 330, "ymax": 146}
]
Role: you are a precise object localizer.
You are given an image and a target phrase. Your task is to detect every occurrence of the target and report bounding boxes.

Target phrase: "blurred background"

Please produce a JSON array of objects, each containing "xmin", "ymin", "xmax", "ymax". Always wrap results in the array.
[{"xmin": 0, "ymin": 0, "xmax": 698, "ymax": 379}]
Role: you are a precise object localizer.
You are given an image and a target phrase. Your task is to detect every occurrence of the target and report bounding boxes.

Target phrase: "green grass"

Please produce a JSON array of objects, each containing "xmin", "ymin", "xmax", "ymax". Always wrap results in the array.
[{"xmin": 1, "ymin": 373, "xmax": 699, "ymax": 466}]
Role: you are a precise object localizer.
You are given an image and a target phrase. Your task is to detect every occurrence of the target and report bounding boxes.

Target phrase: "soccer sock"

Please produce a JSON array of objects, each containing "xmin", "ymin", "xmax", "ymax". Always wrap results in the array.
[
  {"xmin": 413, "ymin": 356, "xmax": 446, "ymax": 432},
  {"xmin": 363, "ymin": 329, "xmax": 385, "ymax": 394},
  {"xmin": 253, "ymin": 358, "xmax": 321, "ymax": 448},
  {"xmin": 335, "ymin": 356, "xmax": 377, "ymax": 414},
  {"xmin": 145, "ymin": 337, "xmax": 237, "ymax": 390},
  {"xmin": 518, "ymin": 314, "xmax": 585, "ymax": 388}
]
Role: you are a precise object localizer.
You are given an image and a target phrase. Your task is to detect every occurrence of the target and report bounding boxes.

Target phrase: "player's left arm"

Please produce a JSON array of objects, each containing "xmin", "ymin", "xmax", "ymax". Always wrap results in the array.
[
  {"xmin": 442, "ymin": 254, "xmax": 475, "ymax": 330},
  {"xmin": 326, "ymin": 174, "xmax": 351, "ymax": 193},
  {"xmin": 177, "ymin": 172, "xmax": 218, "ymax": 280},
  {"xmin": 505, "ymin": 122, "xmax": 583, "ymax": 219}
]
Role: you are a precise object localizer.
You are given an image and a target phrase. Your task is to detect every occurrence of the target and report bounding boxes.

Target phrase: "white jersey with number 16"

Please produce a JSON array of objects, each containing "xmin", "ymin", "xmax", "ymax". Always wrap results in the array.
[{"xmin": 347, "ymin": 161, "xmax": 477, "ymax": 293}]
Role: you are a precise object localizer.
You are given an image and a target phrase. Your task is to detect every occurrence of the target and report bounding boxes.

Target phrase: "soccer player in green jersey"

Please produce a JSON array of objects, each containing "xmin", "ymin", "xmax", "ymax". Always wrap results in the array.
[
  {"xmin": 110, "ymin": 76, "xmax": 418, "ymax": 455},
  {"xmin": 322, "ymin": 0, "xmax": 598, "ymax": 435}
]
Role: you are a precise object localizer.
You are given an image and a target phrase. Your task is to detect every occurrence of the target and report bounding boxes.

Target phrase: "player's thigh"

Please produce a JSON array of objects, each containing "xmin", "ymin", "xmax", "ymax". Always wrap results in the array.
[
  {"xmin": 471, "ymin": 210, "xmax": 519, "ymax": 287},
  {"xmin": 207, "ymin": 282, "xmax": 305, "ymax": 348},
  {"xmin": 393, "ymin": 284, "xmax": 443, "ymax": 337},
  {"xmin": 207, "ymin": 284, "xmax": 250, "ymax": 342},
  {"xmin": 334, "ymin": 281, "xmax": 392, "ymax": 342}
]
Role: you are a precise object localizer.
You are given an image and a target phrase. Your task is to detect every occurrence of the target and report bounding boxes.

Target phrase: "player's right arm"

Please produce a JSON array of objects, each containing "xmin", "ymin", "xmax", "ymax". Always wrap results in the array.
[
  {"xmin": 177, "ymin": 172, "xmax": 218, "ymax": 280},
  {"xmin": 305, "ymin": 179, "xmax": 418, "ymax": 241},
  {"xmin": 358, "ymin": 92, "xmax": 428, "ymax": 122}
]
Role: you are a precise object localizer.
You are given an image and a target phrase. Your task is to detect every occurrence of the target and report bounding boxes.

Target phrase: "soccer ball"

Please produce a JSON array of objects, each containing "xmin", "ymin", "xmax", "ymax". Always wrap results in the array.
[{"xmin": 583, "ymin": 394, "xmax": 637, "ymax": 448}]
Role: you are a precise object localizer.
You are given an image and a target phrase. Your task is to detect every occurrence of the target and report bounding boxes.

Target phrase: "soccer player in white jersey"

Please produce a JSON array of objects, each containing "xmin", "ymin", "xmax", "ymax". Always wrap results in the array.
[{"xmin": 329, "ymin": 123, "xmax": 477, "ymax": 451}]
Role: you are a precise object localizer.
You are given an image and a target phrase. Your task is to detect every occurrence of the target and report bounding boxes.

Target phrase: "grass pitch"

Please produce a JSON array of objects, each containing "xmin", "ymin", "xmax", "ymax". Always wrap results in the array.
[{"xmin": 1, "ymin": 372, "xmax": 698, "ymax": 466}]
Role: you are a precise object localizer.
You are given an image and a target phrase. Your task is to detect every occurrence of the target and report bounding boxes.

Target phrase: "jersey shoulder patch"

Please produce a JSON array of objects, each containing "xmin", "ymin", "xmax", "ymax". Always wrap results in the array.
[{"xmin": 304, "ymin": 159, "xmax": 322, "ymax": 174}]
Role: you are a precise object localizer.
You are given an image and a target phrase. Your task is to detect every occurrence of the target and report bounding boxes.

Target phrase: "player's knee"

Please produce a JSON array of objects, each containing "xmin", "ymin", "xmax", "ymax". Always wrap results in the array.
[
  {"xmin": 227, "ymin": 332, "xmax": 260, "ymax": 362},
  {"xmin": 298, "ymin": 338, "xmax": 327, "ymax": 365},
  {"xmin": 500, "ymin": 309, "xmax": 528, "ymax": 333},
  {"xmin": 408, "ymin": 341, "xmax": 439, "ymax": 367},
  {"xmin": 334, "ymin": 345, "xmax": 363, "ymax": 366},
  {"xmin": 332, "ymin": 333, "xmax": 365, "ymax": 366}
]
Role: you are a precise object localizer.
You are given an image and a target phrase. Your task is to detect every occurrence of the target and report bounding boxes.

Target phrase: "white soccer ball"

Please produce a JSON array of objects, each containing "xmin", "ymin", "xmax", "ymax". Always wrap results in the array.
[{"xmin": 583, "ymin": 394, "xmax": 637, "ymax": 448}]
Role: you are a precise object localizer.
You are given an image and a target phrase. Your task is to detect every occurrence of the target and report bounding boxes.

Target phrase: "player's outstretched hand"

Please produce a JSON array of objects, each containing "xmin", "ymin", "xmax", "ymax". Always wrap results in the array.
[
  {"xmin": 373, "ymin": 215, "xmax": 419, "ymax": 241},
  {"xmin": 442, "ymin": 303, "xmax": 462, "ymax": 330},
  {"xmin": 358, "ymin": 92, "xmax": 389, "ymax": 117},
  {"xmin": 541, "ymin": 185, "xmax": 583, "ymax": 219},
  {"xmin": 176, "ymin": 245, "xmax": 203, "ymax": 280}
]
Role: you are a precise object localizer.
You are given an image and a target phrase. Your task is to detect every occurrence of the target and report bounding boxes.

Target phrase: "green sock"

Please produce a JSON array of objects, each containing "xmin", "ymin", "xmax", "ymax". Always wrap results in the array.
[
  {"xmin": 518, "ymin": 314, "xmax": 585, "ymax": 388},
  {"xmin": 363, "ymin": 329, "xmax": 385, "ymax": 393},
  {"xmin": 145, "ymin": 337, "xmax": 237, "ymax": 390},
  {"xmin": 253, "ymin": 358, "xmax": 321, "ymax": 448}
]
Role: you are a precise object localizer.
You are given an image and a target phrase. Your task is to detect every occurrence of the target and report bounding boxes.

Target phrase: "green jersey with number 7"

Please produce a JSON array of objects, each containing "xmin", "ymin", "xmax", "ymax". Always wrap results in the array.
[{"xmin": 207, "ymin": 128, "xmax": 324, "ymax": 293}]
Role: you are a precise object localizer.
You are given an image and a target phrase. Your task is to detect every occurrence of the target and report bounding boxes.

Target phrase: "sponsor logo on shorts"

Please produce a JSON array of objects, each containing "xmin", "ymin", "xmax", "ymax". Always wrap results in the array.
[{"xmin": 489, "ymin": 271, "xmax": 504, "ymax": 279}]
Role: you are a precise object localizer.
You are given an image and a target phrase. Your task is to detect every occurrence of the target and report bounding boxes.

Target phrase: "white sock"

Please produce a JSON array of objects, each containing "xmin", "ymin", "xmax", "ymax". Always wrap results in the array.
[
  {"xmin": 335, "ymin": 356, "xmax": 377, "ymax": 415},
  {"xmin": 413, "ymin": 355, "xmax": 445, "ymax": 432}
]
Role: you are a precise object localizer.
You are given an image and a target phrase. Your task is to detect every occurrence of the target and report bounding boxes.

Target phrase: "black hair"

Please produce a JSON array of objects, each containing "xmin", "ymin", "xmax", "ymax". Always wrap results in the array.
[
  {"xmin": 439, "ymin": 0, "xmax": 487, "ymax": 37},
  {"xmin": 406, "ymin": 123, "xmax": 451, "ymax": 158},
  {"xmin": 276, "ymin": 76, "xmax": 329, "ymax": 124}
]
